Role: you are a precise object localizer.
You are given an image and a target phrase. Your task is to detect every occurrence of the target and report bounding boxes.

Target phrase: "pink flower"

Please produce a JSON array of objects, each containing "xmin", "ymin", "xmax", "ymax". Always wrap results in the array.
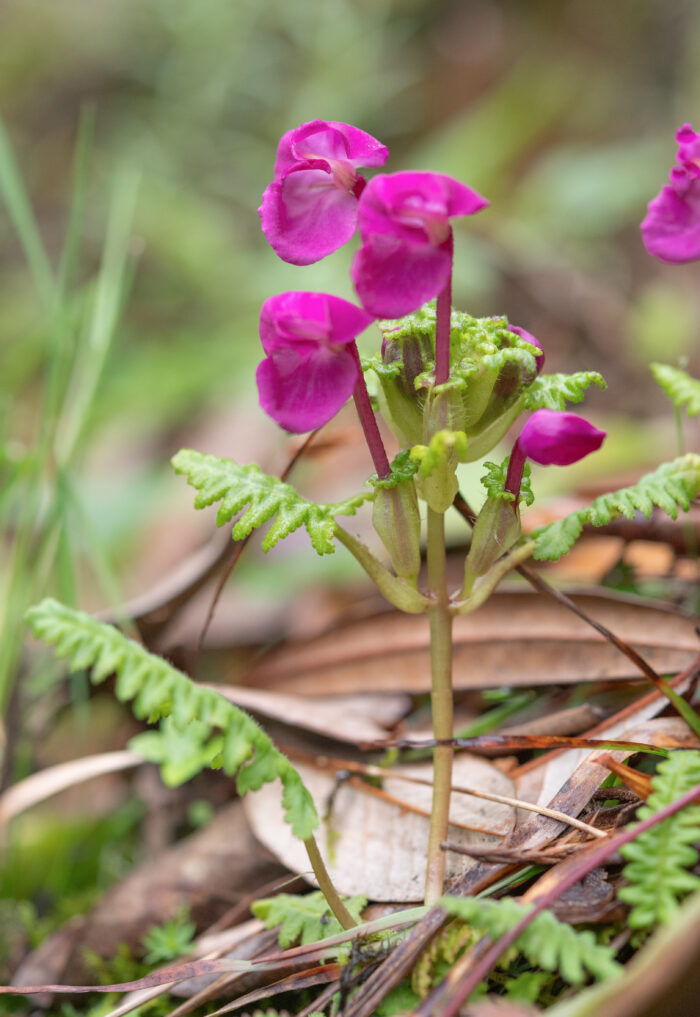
[
  {"xmin": 641, "ymin": 123, "xmax": 700, "ymax": 264},
  {"xmin": 256, "ymin": 292, "xmax": 373, "ymax": 433},
  {"xmin": 259, "ymin": 121, "xmax": 389, "ymax": 266},
  {"xmin": 351, "ymin": 171, "xmax": 488, "ymax": 318},
  {"xmin": 505, "ymin": 409, "xmax": 605, "ymax": 506},
  {"xmin": 518, "ymin": 409, "xmax": 606, "ymax": 466}
]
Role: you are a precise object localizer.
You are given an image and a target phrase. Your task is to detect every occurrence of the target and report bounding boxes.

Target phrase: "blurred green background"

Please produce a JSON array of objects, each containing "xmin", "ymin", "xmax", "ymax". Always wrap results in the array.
[{"xmin": 1, "ymin": 0, "xmax": 699, "ymax": 709}]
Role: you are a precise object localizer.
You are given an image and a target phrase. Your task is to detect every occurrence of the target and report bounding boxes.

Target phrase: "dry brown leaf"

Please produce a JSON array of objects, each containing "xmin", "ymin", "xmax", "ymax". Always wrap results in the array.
[
  {"xmin": 244, "ymin": 588, "xmax": 697, "ymax": 694},
  {"xmin": 204, "ymin": 686, "xmax": 409, "ymax": 745},
  {"xmin": 0, "ymin": 750, "xmax": 142, "ymax": 827},
  {"xmin": 245, "ymin": 756, "xmax": 515, "ymax": 902}
]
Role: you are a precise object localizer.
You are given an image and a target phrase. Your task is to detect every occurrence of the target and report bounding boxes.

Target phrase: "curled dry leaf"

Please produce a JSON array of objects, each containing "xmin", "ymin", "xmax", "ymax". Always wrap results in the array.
[
  {"xmin": 244, "ymin": 589, "xmax": 698, "ymax": 694},
  {"xmin": 245, "ymin": 755, "xmax": 516, "ymax": 902}
]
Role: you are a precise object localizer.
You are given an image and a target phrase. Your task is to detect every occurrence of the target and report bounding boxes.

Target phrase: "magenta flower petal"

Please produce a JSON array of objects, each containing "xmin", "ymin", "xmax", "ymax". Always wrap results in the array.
[
  {"xmin": 641, "ymin": 178, "xmax": 700, "ymax": 263},
  {"xmin": 256, "ymin": 292, "xmax": 373, "ymax": 433},
  {"xmin": 641, "ymin": 122, "xmax": 700, "ymax": 263},
  {"xmin": 518, "ymin": 409, "xmax": 605, "ymax": 466},
  {"xmin": 351, "ymin": 232, "xmax": 452, "ymax": 318},
  {"xmin": 260, "ymin": 170, "xmax": 359, "ymax": 265},
  {"xmin": 259, "ymin": 292, "xmax": 373, "ymax": 352},
  {"xmin": 352, "ymin": 171, "xmax": 487, "ymax": 317},
  {"xmin": 259, "ymin": 120, "xmax": 389, "ymax": 265},
  {"xmin": 509, "ymin": 325, "xmax": 545, "ymax": 374},
  {"xmin": 357, "ymin": 171, "xmax": 488, "ymax": 247},
  {"xmin": 273, "ymin": 120, "xmax": 389, "ymax": 179},
  {"xmin": 256, "ymin": 345, "xmax": 359, "ymax": 433}
]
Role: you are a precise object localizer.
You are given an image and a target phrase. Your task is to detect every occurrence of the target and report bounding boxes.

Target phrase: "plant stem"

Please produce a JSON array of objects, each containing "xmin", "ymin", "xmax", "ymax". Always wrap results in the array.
[
  {"xmin": 434, "ymin": 231, "xmax": 454, "ymax": 386},
  {"xmin": 424, "ymin": 506, "xmax": 454, "ymax": 904},
  {"xmin": 350, "ymin": 342, "xmax": 391, "ymax": 479},
  {"xmin": 304, "ymin": 835, "xmax": 358, "ymax": 930}
]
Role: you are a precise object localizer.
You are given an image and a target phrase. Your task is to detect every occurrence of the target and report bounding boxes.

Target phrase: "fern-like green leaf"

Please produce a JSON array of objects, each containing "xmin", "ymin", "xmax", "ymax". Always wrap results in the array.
[
  {"xmin": 481, "ymin": 458, "xmax": 534, "ymax": 506},
  {"xmin": 440, "ymin": 897, "xmax": 621, "ymax": 986},
  {"xmin": 533, "ymin": 454, "xmax": 700, "ymax": 561},
  {"xmin": 652, "ymin": 363, "xmax": 700, "ymax": 419},
  {"xmin": 172, "ymin": 449, "xmax": 371, "ymax": 556},
  {"xmin": 252, "ymin": 890, "xmax": 367, "ymax": 948},
  {"xmin": 25, "ymin": 599, "xmax": 318, "ymax": 839},
  {"xmin": 524, "ymin": 371, "xmax": 606, "ymax": 411},
  {"xmin": 619, "ymin": 750, "xmax": 700, "ymax": 929}
]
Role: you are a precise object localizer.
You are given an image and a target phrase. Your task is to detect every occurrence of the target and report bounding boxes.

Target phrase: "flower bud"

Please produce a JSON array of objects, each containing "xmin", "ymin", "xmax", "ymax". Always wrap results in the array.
[
  {"xmin": 375, "ymin": 320, "xmax": 435, "ymax": 446},
  {"xmin": 518, "ymin": 410, "xmax": 606, "ymax": 466},
  {"xmin": 462, "ymin": 496, "xmax": 522, "ymax": 594},
  {"xmin": 372, "ymin": 480, "xmax": 422, "ymax": 582}
]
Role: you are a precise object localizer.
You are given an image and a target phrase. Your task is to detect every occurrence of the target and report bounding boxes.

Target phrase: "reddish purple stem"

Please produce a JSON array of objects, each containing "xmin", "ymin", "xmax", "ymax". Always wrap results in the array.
[
  {"xmin": 434, "ymin": 230, "xmax": 454, "ymax": 386},
  {"xmin": 350, "ymin": 342, "xmax": 391, "ymax": 479}
]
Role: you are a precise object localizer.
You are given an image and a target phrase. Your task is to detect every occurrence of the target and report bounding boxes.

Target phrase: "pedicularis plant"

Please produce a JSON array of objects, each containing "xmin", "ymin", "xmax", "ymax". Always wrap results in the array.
[{"xmin": 27, "ymin": 121, "xmax": 700, "ymax": 924}]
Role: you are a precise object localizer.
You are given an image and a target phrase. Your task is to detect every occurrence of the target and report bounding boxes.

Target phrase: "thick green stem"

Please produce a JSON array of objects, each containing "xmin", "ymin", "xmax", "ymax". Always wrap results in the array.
[
  {"xmin": 424, "ymin": 506, "xmax": 454, "ymax": 904},
  {"xmin": 304, "ymin": 835, "xmax": 357, "ymax": 930}
]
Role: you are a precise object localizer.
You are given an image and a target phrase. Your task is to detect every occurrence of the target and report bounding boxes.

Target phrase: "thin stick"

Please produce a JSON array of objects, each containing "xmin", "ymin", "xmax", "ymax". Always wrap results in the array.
[{"xmin": 311, "ymin": 755, "xmax": 605, "ymax": 839}]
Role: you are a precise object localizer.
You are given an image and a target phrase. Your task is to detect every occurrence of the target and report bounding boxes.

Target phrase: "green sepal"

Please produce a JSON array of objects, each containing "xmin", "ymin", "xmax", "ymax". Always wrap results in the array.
[
  {"xmin": 523, "ymin": 371, "xmax": 606, "ymax": 411},
  {"xmin": 334, "ymin": 525, "xmax": 430, "ymax": 613},
  {"xmin": 172, "ymin": 449, "xmax": 372, "ymax": 556},
  {"xmin": 372, "ymin": 478, "xmax": 421, "ymax": 582}
]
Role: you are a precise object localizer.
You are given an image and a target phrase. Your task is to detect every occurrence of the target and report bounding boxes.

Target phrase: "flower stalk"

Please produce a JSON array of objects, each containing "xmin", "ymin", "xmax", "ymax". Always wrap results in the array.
[
  {"xmin": 349, "ymin": 342, "xmax": 391, "ymax": 479},
  {"xmin": 434, "ymin": 231, "xmax": 453, "ymax": 386},
  {"xmin": 424, "ymin": 505, "xmax": 454, "ymax": 904}
]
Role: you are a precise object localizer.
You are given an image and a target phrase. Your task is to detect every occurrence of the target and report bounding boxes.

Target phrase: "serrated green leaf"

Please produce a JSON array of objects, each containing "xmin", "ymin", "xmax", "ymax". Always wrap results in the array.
[
  {"xmin": 619, "ymin": 750, "xmax": 700, "ymax": 929},
  {"xmin": 652, "ymin": 363, "xmax": 700, "ymax": 418},
  {"xmin": 252, "ymin": 890, "xmax": 367, "ymax": 948},
  {"xmin": 481, "ymin": 458, "xmax": 534, "ymax": 506},
  {"xmin": 172, "ymin": 449, "xmax": 371, "ymax": 556},
  {"xmin": 440, "ymin": 896, "xmax": 620, "ymax": 986},
  {"xmin": 524, "ymin": 371, "xmax": 606, "ymax": 411},
  {"xmin": 25, "ymin": 599, "xmax": 318, "ymax": 839},
  {"xmin": 533, "ymin": 454, "xmax": 700, "ymax": 560}
]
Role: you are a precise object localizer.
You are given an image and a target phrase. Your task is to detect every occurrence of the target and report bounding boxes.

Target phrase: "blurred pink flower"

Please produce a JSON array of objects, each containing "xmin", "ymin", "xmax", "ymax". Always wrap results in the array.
[
  {"xmin": 259, "ymin": 120, "xmax": 389, "ymax": 265},
  {"xmin": 256, "ymin": 291, "xmax": 373, "ymax": 433},
  {"xmin": 351, "ymin": 171, "xmax": 488, "ymax": 318},
  {"xmin": 641, "ymin": 123, "xmax": 700, "ymax": 263}
]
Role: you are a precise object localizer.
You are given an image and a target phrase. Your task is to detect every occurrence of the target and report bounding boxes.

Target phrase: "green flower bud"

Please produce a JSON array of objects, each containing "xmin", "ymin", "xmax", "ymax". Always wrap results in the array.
[
  {"xmin": 372, "ymin": 305, "xmax": 538, "ymax": 458},
  {"xmin": 372, "ymin": 480, "xmax": 422, "ymax": 582},
  {"xmin": 462, "ymin": 496, "xmax": 522, "ymax": 594}
]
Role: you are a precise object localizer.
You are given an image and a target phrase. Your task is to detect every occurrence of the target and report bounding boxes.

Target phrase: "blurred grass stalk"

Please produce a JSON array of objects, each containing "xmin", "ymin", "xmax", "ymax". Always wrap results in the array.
[{"xmin": 0, "ymin": 112, "xmax": 139, "ymax": 721}]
